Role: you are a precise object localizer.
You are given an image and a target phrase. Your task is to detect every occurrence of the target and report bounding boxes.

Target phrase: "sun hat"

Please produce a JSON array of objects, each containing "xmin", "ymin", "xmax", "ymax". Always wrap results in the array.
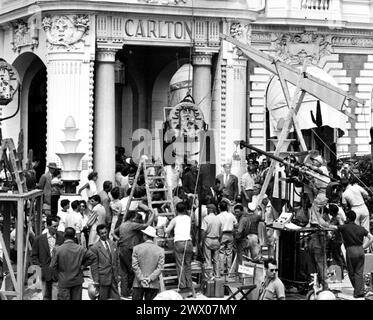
[{"xmin": 141, "ymin": 226, "xmax": 157, "ymax": 238}]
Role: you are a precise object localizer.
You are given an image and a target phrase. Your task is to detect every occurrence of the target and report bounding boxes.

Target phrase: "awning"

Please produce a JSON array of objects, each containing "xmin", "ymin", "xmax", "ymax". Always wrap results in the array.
[{"xmin": 266, "ymin": 65, "xmax": 348, "ymax": 137}]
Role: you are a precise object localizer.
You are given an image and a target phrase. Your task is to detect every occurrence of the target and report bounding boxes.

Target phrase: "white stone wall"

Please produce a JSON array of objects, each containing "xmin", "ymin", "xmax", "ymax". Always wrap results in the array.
[{"xmin": 353, "ymin": 55, "xmax": 373, "ymax": 155}]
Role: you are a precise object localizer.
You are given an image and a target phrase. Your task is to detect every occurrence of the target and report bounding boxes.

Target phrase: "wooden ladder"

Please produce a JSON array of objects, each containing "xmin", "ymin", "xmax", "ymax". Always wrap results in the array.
[
  {"xmin": 124, "ymin": 155, "xmax": 175, "ymax": 218},
  {"xmin": 0, "ymin": 138, "xmax": 27, "ymax": 194}
]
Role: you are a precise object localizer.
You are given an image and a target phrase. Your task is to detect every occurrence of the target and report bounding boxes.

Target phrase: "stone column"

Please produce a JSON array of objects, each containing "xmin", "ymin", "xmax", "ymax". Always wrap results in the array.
[
  {"xmin": 192, "ymin": 52, "xmax": 213, "ymax": 127},
  {"xmin": 94, "ymin": 49, "xmax": 116, "ymax": 188},
  {"xmin": 115, "ymin": 60, "xmax": 125, "ymax": 147}
]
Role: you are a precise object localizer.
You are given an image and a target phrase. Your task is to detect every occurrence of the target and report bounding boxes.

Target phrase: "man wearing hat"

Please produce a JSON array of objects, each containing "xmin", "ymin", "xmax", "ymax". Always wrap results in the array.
[
  {"xmin": 132, "ymin": 226, "xmax": 164, "ymax": 300},
  {"xmin": 216, "ymin": 162, "xmax": 238, "ymax": 202},
  {"xmin": 38, "ymin": 162, "xmax": 58, "ymax": 216},
  {"xmin": 201, "ymin": 204, "xmax": 222, "ymax": 277}
]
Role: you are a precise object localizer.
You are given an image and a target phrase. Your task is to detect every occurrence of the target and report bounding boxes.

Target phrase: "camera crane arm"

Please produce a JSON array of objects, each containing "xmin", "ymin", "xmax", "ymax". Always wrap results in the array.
[{"xmin": 235, "ymin": 140, "xmax": 336, "ymax": 184}]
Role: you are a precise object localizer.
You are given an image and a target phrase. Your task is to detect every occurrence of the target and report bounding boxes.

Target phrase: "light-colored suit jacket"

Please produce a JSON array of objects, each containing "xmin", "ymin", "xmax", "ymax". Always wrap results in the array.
[
  {"xmin": 89, "ymin": 239, "xmax": 119, "ymax": 286},
  {"xmin": 132, "ymin": 240, "xmax": 164, "ymax": 289}
]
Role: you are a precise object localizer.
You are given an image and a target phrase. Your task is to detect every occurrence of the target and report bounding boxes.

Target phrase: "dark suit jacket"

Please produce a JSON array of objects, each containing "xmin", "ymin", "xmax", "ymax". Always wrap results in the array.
[
  {"xmin": 216, "ymin": 173, "xmax": 238, "ymax": 201},
  {"xmin": 182, "ymin": 171, "xmax": 197, "ymax": 194},
  {"xmin": 89, "ymin": 239, "xmax": 119, "ymax": 286},
  {"xmin": 132, "ymin": 241, "xmax": 164, "ymax": 289},
  {"xmin": 50, "ymin": 239, "xmax": 96, "ymax": 288},
  {"xmin": 31, "ymin": 231, "xmax": 64, "ymax": 282}
]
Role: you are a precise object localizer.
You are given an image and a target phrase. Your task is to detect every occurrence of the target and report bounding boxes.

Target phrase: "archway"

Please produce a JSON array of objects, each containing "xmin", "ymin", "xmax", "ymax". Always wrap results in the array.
[{"xmin": 12, "ymin": 53, "xmax": 47, "ymax": 180}]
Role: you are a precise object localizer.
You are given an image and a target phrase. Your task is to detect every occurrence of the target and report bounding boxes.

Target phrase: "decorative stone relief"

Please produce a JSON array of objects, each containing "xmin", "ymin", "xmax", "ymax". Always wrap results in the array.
[
  {"xmin": 229, "ymin": 22, "xmax": 251, "ymax": 58},
  {"xmin": 42, "ymin": 15, "xmax": 89, "ymax": 51},
  {"xmin": 11, "ymin": 20, "xmax": 39, "ymax": 53},
  {"xmin": 230, "ymin": 22, "xmax": 251, "ymax": 44},
  {"xmin": 270, "ymin": 31, "xmax": 332, "ymax": 64}
]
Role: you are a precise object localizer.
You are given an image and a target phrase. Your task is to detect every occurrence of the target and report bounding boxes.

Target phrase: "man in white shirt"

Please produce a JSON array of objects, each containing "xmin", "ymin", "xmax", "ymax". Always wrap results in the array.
[
  {"xmin": 240, "ymin": 166, "xmax": 257, "ymax": 208},
  {"xmin": 341, "ymin": 177, "xmax": 370, "ymax": 232},
  {"xmin": 57, "ymin": 199, "xmax": 70, "ymax": 232},
  {"xmin": 217, "ymin": 201, "xmax": 237, "ymax": 274},
  {"xmin": 65, "ymin": 200, "xmax": 83, "ymax": 244}
]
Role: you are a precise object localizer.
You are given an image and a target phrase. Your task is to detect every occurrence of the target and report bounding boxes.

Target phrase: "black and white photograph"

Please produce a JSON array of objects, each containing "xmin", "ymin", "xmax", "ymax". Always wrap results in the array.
[{"xmin": 1, "ymin": 0, "xmax": 373, "ymax": 308}]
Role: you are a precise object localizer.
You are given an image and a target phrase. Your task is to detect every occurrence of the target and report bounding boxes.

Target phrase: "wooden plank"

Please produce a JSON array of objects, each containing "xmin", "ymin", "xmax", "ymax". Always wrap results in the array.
[
  {"xmin": 16, "ymin": 199, "xmax": 24, "ymax": 299},
  {"xmin": 0, "ymin": 231, "xmax": 18, "ymax": 295},
  {"xmin": 275, "ymin": 61, "xmax": 308, "ymax": 152}
]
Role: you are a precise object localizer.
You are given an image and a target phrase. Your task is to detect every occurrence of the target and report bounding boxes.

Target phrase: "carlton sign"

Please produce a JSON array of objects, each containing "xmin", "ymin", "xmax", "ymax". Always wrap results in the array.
[
  {"xmin": 124, "ymin": 19, "xmax": 192, "ymax": 40},
  {"xmin": 97, "ymin": 16, "xmax": 197, "ymax": 45}
]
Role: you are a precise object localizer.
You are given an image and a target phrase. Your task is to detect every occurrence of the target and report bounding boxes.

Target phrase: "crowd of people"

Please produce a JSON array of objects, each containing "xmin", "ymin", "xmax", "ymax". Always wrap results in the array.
[{"xmin": 2, "ymin": 146, "xmax": 373, "ymax": 301}]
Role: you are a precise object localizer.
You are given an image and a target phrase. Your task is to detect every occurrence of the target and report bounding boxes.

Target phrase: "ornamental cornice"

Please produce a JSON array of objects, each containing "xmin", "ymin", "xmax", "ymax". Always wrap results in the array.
[
  {"xmin": 42, "ymin": 14, "xmax": 89, "ymax": 51},
  {"xmin": 96, "ymin": 48, "xmax": 117, "ymax": 62},
  {"xmin": 192, "ymin": 52, "xmax": 212, "ymax": 66},
  {"xmin": 250, "ymin": 27, "xmax": 373, "ymax": 49},
  {"xmin": 10, "ymin": 19, "xmax": 39, "ymax": 53}
]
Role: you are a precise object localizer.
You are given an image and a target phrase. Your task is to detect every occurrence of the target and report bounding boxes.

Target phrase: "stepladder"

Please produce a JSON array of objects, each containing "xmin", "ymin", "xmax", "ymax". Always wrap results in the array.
[
  {"xmin": 0, "ymin": 138, "xmax": 27, "ymax": 193},
  {"xmin": 123, "ymin": 155, "xmax": 176, "ymax": 222}
]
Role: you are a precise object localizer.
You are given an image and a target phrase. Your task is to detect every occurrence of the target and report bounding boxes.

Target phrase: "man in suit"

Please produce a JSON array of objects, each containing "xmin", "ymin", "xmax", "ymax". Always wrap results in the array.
[
  {"xmin": 90, "ymin": 224, "xmax": 120, "ymax": 300},
  {"xmin": 37, "ymin": 162, "xmax": 58, "ymax": 216},
  {"xmin": 50, "ymin": 227, "xmax": 96, "ymax": 300},
  {"xmin": 98, "ymin": 180, "xmax": 113, "ymax": 227},
  {"xmin": 182, "ymin": 164, "xmax": 197, "ymax": 194},
  {"xmin": 31, "ymin": 216, "xmax": 64, "ymax": 300},
  {"xmin": 132, "ymin": 226, "xmax": 164, "ymax": 300},
  {"xmin": 216, "ymin": 163, "xmax": 238, "ymax": 201}
]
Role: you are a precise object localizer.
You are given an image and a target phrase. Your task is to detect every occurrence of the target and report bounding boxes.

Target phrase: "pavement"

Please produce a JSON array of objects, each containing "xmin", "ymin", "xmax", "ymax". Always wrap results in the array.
[{"xmin": 20, "ymin": 267, "xmax": 370, "ymax": 300}]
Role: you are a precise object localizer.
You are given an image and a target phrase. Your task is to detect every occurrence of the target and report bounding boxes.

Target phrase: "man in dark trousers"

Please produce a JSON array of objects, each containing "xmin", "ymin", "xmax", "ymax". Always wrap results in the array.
[
  {"xmin": 90, "ymin": 224, "xmax": 120, "ymax": 300},
  {"xmin": 31, "ymin": 216, "xmax": 64, "ymax": 300},
  {"xmin": 316, "ymin": 209, "xmax": 373, "ymax": 298},
  {"xmin": 132, "ymin": 226, "xmax": 164, "ymax": 300},
  {"xmin": 50, "ymin": 227, "xmax": 96, "ymax": 300}
]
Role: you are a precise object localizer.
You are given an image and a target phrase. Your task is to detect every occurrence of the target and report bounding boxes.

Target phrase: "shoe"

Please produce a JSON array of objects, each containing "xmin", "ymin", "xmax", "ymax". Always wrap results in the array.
[{"xmin": 353, "ymin": 293, "xmax": 365, "ymax": 298}]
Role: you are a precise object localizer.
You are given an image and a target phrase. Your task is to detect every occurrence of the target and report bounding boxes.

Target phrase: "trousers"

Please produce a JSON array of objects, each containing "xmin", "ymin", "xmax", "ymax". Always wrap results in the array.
[
  {"xmin": 219, "ymin": 233, "xmax": 234, "ymax": 274},
  {"xmin": 174, "ymin": 240, "xmax": 193, "ymax": 290},
  {"xmin": 132, "ymin": 287, "xmax": 158, "ymax": 300},
  {"xmin": 346, "ymin": 245, "xmax": 365, "ymax": 296},
  {"xmin": 118, "ymin": 246, "xmax": 134, "ymax": 297},
  {"xmin": 99, "ymin": 280, "xmax": 120, "ymax": 300},
  {"xmin": 203, "ymin": 238, "xmax": 220, "ymax": 277},
  {"xmin": 57, "ymin": 285, "xmax": 82, "ymax": 300}
]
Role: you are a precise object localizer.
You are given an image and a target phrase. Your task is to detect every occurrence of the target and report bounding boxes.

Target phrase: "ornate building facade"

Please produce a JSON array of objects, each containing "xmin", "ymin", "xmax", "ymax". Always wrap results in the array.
[{"xmin": 0, "ymin": 0, "xmax": 372, "ymax": 187}]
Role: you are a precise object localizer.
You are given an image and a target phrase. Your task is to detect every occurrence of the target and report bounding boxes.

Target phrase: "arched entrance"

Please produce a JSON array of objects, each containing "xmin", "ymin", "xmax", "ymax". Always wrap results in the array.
[
  {"xmin": 28, "ymin": 67, "xmax": 47, "ymax": 180},
  {"xmin": 12, "ymin": 53, "xmax": 47, "ymax": 181}
]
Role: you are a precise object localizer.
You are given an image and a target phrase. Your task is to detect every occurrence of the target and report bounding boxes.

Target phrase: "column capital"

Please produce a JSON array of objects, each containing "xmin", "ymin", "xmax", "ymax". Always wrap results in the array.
[
  {"xmin": 96, "ymin": 48, "xmax": 117, "ymax": 62},
  {"xmin": 192, "ymin": 51, "xmax": 213, "ymax": 66}
]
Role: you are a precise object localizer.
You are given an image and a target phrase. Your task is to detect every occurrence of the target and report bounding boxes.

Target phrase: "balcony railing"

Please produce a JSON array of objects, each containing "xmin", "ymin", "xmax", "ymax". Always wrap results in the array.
[{"xmin": 301, "ymin": 0, "xmax": 330, "ymax": 10}]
